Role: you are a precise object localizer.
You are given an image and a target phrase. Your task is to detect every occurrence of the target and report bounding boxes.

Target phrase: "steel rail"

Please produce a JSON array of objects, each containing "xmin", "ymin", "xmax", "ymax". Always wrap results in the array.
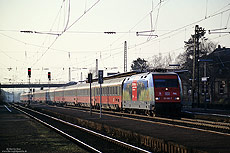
[
  {"xmin": 15, "ymin": 104, "xmax": 152, "ymax": 153},
  {"xmin": 4, "ymin": 105, "xmax": 12, "ymax": 112},
  {"xmin": 57, "ymin": 105, "xmax": 230, "ymax": 136},
  {"xmin": 183, "ymin": 110, "xmax": 230, "ymax": 118},
  {"xmin": 181, "ymin": 118, "xmax": 230, "ymax": 127},
  {"xmin": 12, "ymin": 105, "xmax": 102, "ymax": 153},
  {"xmin": 64, "ymin": 105, "xmax": 230, "ymax": 131}
]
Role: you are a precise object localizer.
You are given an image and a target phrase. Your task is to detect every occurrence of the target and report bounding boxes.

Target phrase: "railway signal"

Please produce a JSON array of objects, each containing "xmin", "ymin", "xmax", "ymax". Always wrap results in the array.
[
  {"xmin": 28, "ymin": 68, "xmax": 31, "ymax": 78},
  {"xmin": 48, "ymin": 72, "xmax": 51, "ymax": 81},
  {"xmin": 88, "ymin": 73, "xmax": 92, "ymax": 83}
]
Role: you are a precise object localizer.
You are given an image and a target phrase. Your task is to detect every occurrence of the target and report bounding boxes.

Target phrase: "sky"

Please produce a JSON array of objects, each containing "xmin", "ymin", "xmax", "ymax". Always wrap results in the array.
[{"xmin": 1, "ymin": 0, "xmax": 230, "ymax": 90}]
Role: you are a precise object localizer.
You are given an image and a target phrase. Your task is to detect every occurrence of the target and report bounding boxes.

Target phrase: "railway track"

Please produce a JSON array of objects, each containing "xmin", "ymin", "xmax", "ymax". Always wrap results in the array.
[
  {"xmin": 12, "ymin": 104, "xmax": 151, "ymax": 153},
  {"xmin": 61, "ymin": 105, "xmax": 230, "ymax": 136}
]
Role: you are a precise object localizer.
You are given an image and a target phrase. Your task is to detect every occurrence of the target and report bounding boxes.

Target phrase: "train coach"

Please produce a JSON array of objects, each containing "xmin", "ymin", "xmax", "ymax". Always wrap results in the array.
[{"xmin": 20, "ymin": 72, "xmax": 182, "ymax": 115}]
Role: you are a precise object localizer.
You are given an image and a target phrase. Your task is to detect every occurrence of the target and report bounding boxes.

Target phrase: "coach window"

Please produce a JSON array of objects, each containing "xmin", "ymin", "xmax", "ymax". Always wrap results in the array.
[
  {"xmin": 115, "ymin": 86, "xmax": 117, "ymax": 95},
  {"xmin": 118, "ymin": 86, "xmax": 120, "ymax": 95},
  {"xmin": 109, "ymin": 87, "xmax": 113, "ymax": 95},
  {"xmin": 92, "ymin": 88, "xmax": 94, "ymax": 96}
]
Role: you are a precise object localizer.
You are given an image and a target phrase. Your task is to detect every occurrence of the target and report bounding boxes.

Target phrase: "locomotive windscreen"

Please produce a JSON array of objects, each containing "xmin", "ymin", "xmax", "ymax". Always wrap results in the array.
[{"xmin": 153, "ymin": 75, "xmax": 178, "ymax": 88}]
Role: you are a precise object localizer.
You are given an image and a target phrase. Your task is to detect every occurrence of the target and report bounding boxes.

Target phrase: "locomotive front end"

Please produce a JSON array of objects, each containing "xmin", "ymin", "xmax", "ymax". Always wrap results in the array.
[{"xmin": 153, "ymin": 73, "xmax": 182, "ymax": 115}]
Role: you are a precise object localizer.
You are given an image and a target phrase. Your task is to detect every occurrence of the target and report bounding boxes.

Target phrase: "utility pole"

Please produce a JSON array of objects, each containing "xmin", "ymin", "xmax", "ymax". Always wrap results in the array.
[
  {"xmin": 124, "ymin": 41, "xmax": 127, "ymax": 73},
  {"xmin": 96, "ymin": 59, "xmax": 98, "ymax": 78},
  {"xmin": 69, "ymin": 67, "xmax": 71, "ymax": 82},
  {"xmin": 80, "ymin": 72, "xmax": 83, "ymax": 84},
  {"xmin": 192, "ymin": 25, "xmax": 206, "ymax": 107}
]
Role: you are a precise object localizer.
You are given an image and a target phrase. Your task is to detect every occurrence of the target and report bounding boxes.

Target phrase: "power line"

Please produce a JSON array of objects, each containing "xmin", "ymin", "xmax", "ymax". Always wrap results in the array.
[
  {"xmin": 17, "ymin": 0, "xmax": 101, "ymax": 69},
  {"xmin": 61, "ymin": 0, "xmax": 100, "ymax": 34}
]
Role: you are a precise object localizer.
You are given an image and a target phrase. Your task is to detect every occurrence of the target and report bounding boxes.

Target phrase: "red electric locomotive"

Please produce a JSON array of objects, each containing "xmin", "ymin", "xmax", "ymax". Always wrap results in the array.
[{"xmin": 20, "ymin": 72, "xmax": 182, "ymax": 116}]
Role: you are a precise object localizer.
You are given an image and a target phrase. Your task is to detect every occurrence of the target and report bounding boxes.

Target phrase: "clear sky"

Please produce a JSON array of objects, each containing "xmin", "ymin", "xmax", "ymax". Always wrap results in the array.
[{"xmin": 1, "ymin": 0, "xmax": 230, "ymax": 88}]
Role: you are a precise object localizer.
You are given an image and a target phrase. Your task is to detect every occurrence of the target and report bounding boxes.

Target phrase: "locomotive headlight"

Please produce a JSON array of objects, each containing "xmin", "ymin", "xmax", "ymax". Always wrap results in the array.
[
  {"xmin": 175, "ymin": 97, "xmax": 180, "ymax": 100},
  {"xmin": 155, "ymin": 97, "xmax": 160, "ymax": 100}
]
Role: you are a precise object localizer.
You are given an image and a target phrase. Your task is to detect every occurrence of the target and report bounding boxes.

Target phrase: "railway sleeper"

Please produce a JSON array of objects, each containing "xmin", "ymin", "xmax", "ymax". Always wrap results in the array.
[{"xmin": 33, "ymin": 107, "xmax": 206, "ymax": 153}]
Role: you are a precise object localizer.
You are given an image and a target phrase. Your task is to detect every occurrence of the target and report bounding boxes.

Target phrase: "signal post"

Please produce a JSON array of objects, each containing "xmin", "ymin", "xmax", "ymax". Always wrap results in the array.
[
  {"xmin": 48, "ymin": 72, "xmax": 51, "ymax": 103},
  {"xmin": 88, "ymin": 73, "xmax": 93, "ymax": 116},
  {"xmin": 28, "ymin": 68, "xmax": 31, "ymax": 105},
  {"xmin": 98, "ymin": 70, "xmax": 103, "ymax": 119}
]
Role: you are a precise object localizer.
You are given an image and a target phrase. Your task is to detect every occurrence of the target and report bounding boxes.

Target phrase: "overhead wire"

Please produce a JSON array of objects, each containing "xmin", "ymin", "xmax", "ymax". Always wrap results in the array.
[
  {"xmin": 2, "ymin": 3, "xmax": 229, "ymax": 63},
  {"xmin": 61, "ymin": 0, "xmax": 100, "ymax": 34},
  {"xmin": 0, "ymin": 49, "xmax": 25, "ymax": 63},
  {"xmin": 127, "ymin": 7, "xmax": 230, "ymax": 52},
  {"xmin": 25, "ymin": 0, "xmax": 101, "ymax": 68},
  {"xmin": 88, "ymin": 2, "xmax": 230, "ymax": 72},
  {"xmin": 2, "ymin": 1, "xmax": 230, "ymax": 82},
  {"xmin": 147, "ymin": 0, "xmax": 162, "ymax": 41}
]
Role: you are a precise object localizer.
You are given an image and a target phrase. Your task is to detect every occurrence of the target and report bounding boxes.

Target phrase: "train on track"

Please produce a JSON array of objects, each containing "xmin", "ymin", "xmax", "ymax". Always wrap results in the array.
[{"xmin": 20, "ymin": 72, "xmax": 182, "ymax": 115}]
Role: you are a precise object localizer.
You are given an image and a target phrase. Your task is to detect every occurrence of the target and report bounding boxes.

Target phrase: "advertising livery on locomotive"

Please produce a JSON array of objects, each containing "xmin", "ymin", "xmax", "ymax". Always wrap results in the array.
[{"xmin": 20, "ymin": 72, "xmax": 182, "ymax": 115}]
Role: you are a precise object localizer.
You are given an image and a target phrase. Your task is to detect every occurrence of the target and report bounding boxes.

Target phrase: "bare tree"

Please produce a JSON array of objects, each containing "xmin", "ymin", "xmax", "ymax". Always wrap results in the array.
[
  {"xmin": 177, "ymin": 37, "xmax": 216, "ymax": 69},
  {"xmin": 149, "ymin": 53, "xmax": 174, "ymax": 69}
]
